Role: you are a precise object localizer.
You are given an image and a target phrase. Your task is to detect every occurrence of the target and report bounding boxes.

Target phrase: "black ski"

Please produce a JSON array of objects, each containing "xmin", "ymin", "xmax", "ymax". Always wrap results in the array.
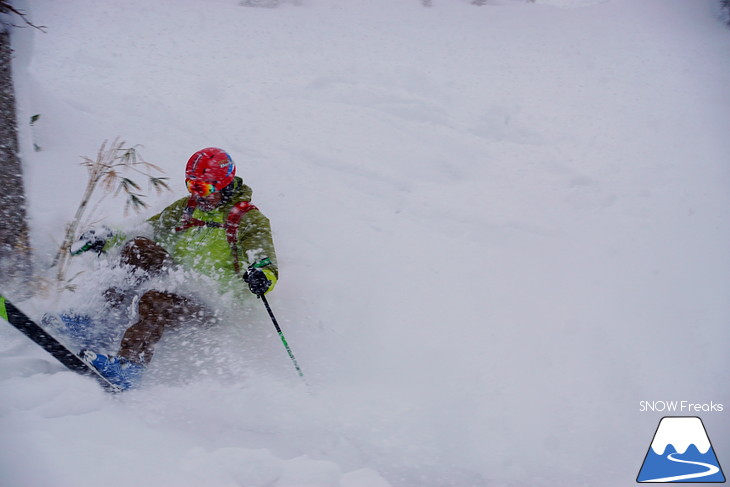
[{"xmin": 0, "ymin": 295, "xmax": 121, "ymax": 393}]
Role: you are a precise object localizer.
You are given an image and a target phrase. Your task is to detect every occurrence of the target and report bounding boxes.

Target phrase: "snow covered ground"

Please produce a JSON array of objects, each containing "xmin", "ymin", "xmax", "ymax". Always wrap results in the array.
[{"xmin": 2, "ymin": 0, "xmax": 730, "ymax": 485}]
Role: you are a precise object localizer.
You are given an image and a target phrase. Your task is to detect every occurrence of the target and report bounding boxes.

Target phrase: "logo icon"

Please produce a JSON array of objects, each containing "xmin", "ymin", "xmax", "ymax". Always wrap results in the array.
[{"xmin": 637, "ymin": 416, "xmax": 725, "ymax": 483}]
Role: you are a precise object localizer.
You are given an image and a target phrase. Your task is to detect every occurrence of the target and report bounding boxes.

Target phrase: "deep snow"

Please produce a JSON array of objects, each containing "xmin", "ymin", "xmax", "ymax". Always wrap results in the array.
[{"xmin": 1, "ymin": 0, "xmax": 730, "ymax": 486}]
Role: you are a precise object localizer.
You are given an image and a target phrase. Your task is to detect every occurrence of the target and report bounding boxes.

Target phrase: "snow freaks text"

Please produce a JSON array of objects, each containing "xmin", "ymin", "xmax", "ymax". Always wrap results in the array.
[{"xmin": 639, "ymin": 401, "xmax": 724, "ymax": 413}]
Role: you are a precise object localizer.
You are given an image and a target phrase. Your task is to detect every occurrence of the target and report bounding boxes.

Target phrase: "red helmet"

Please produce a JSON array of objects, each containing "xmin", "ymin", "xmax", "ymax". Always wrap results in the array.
[{"xmin": 185, "ymin": 148, "xmax": 236, "ymax": 196}]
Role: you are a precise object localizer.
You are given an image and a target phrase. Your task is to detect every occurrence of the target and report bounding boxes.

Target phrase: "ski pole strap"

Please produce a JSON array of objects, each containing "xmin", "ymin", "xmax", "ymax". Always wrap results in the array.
[{"xmin": 251, "ymin": 257, "xmax": 271, "ymax": 269}]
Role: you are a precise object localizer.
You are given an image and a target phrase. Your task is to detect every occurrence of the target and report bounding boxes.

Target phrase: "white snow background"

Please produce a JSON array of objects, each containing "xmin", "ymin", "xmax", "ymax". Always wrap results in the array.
[{"xmin": 2, "ymin": 0, "xmax": 730, "ymax": 486}]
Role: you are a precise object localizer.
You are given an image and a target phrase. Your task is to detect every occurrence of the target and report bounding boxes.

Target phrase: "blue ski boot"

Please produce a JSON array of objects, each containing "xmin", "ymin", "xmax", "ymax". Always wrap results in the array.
[
  {"xmin": 42, "ymin": 313, "xmax": 95, "ymax": 341},
  {"xmin": 42, "ymin": 313, "xmax": 119, "ymax": 351},
  {"xmin": 79, "ymin": 350, "xmax": 145, "ymax": 391}
]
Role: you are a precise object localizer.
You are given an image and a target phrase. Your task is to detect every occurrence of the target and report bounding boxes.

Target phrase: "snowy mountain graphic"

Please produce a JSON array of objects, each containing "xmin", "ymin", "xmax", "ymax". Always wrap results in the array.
[{"xmin": 637, "ymin": 416, "xmax": 725, "ymax": 483}]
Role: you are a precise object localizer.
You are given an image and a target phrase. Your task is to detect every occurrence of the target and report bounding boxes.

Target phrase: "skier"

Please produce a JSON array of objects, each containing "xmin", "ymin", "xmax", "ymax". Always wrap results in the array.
[{"xmin": 71, "ymin": 147, "xmax": 278, "ymax": 389}]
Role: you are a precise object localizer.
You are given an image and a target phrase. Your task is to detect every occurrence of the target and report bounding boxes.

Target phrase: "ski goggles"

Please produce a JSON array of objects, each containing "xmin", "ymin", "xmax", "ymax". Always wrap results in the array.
[{"xmin": 186, "ymin": 179, "xmax": 217, "ymax": 197}]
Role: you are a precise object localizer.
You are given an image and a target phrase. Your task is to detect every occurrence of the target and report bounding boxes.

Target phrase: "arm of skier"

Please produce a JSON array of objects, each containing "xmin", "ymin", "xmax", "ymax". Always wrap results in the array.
[
  {"xmin": 239, "ymin": 210, "xmax": 279, "ymax": 296},
  {"xmin": 70, "ymin": 226, "xmax": 125, "ymax": 256}
]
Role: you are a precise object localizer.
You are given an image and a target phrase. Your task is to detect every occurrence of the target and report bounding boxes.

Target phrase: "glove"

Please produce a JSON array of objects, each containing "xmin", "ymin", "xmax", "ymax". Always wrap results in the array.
[
  {"xmin": 243, "ymin": 267, "xmax": 274, "ymax": 296},
  {"xmin": 70, "ymin": 226, "xmax": 114, "ymax": 256}
]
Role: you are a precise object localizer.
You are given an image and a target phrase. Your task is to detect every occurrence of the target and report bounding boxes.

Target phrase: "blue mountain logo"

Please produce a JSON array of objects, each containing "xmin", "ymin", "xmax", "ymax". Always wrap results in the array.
[{"xmin": 637, "ymin": 416, "xmax": 725, "ymax": 483}]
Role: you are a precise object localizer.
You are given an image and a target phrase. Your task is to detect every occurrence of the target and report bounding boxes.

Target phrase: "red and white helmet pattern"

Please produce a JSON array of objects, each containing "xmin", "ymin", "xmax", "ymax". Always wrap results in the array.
[{"xmin": 185, "ymin": 147, "xmax": 236, "ymax": 191}]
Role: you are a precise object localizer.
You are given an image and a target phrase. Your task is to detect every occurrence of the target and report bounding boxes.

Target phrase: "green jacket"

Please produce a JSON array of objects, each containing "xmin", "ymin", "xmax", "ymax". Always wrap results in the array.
[{"xmin": 148, "ymin": 177, "xmax": 278, "ymax": 297}]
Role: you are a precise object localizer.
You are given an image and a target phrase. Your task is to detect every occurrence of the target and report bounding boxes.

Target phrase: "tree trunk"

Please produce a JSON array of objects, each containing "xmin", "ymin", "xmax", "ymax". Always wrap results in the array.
[{"xmin": 0, "ymin": 28, "xmax": 32, "ymax": 296}]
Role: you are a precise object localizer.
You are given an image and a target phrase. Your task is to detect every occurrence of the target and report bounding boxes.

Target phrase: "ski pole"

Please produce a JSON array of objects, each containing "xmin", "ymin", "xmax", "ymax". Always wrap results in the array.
[{"xmin": 260, "ymin": 294, "xmax": 304, "ymax": 379}]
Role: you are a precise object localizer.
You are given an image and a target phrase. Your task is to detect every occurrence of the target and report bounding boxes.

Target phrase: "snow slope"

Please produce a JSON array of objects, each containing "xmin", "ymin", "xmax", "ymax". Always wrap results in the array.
[{"xmin": 2, "ymin": 0, "xmax": 730, "ymax": 485}]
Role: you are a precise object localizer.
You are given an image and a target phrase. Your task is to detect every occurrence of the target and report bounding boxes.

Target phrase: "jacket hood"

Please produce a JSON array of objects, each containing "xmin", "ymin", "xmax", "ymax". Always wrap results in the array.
[{"xmin": 223, "ymin": 177, "xmax": 252, "ymax": 205}]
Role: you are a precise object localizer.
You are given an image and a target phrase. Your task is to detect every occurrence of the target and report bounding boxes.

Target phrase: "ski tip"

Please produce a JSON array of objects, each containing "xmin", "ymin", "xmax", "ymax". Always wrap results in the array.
[{"xmin": 0, "ymin": 295, "xmax": 8, "ymax": 321}]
